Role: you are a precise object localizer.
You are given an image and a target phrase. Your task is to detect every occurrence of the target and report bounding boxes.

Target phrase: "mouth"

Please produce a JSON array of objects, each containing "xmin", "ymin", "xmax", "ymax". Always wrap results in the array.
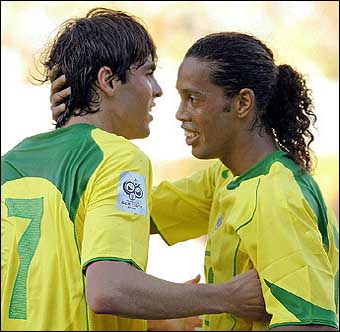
[
  {"xmin": 182, "ymin": 125, "xmax": 200, "ymax": 146},
  {"xmin": 148, "ymin": 103, "xmax": 156, "ymax": 121}
]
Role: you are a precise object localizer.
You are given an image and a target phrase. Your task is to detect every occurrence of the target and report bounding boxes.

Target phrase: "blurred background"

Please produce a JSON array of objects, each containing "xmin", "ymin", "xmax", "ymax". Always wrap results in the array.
[{"xmin": 2, "ymin": 1, "xmax": 339, "ymax": 283}]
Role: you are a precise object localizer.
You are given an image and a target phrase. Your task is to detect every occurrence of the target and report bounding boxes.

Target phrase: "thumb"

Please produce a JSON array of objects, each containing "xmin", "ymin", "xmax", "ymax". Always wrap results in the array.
[{"xmin": 184, "ymin": 274, "xmax": 201, "ymax": 284}]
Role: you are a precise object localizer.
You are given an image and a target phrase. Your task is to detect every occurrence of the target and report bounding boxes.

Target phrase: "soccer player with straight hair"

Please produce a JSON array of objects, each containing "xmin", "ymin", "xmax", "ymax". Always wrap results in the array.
[{"xmin": 1, "ymin": 8, "xmax": 269, "ymax": 331}]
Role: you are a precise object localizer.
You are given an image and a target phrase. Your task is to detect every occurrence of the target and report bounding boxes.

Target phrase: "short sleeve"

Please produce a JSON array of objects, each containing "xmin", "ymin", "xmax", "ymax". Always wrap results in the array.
[
  {"xmin": 81, "ymin": 146, "xmax": 152, "ymax": 272},
  {"xmin": 241, "ymin": 179, "xmax": 338, "ymax": 329},
  {"xmin": 151, "ymin": 162, "xmax": 220, "ymax": 245}
]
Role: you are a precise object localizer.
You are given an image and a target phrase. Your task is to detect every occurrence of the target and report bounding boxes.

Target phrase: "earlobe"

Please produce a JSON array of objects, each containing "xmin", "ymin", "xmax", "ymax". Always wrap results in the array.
[
  {"xmin": 237, "ymin": 88, "xmax": 254, "ymax": 118},
  {"xmin": 97, "ymin": 66, "xmax": 116, "ymax": 97}
]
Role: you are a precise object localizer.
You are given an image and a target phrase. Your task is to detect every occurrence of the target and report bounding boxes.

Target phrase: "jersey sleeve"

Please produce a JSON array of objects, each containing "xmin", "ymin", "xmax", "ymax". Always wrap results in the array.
[
  {"xmin": 241, "ymin": 178, "xmax": 338, "ymax": 329},
  {"xmin": 81, "ymin": 146, "xmax": 152, "ymax": 272},
  {"xmin": 151, "ymin": 162, "xmax": 219, "ymax": 245}
]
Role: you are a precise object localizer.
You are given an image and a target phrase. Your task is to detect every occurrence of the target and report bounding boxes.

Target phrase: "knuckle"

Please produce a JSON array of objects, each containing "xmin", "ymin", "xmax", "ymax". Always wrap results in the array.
[{"xmin": 61, "ymin": 89, "xmax": 69, "ymax": 98}]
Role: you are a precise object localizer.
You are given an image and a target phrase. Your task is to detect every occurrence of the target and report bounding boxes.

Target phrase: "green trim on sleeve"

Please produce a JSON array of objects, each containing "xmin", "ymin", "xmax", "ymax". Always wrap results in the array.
[
  {"xmin": 270, "ymin": 320, "xmax": 339, "ymax": 330},
  {"xmin": 82, "ymin": 257, "xmax": 144, "ymax": 272},
  {"xmin": 264, "ymin": 279, "xmax": 338, "ymax": 326}
]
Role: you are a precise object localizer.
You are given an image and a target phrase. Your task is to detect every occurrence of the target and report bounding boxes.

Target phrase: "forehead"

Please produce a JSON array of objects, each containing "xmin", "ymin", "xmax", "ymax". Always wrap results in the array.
[
  {"xmin": 132, "ymin": 55, "xmax": 155, "ymax": 71},
  {"xmin": 176, "ymin": 57, "xmax": 216, "ymax": 92}
]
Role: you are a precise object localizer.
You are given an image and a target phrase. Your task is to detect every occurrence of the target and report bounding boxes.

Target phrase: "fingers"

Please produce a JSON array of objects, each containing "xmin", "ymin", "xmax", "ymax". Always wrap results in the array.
[
  {"xmin": 48, "ymin": 66, "xmax": 70, "ymax": 122},
  {"xmin": 184, "ymin": 274, "xmax": 201, "ymax": 284},
  {"xmin": 50, "ymin": 86, "xmax": 71, "ymax": 107},
  {"xmin": 47, "ymin": 64, "xmax": 60, "ymax": 83},
  {"xmin": 50, "ymin": 77, "xmax": 70, "ymax": 102},
  {"xmin": 51, "ymin": 74, "xmax": 67, "ymax": 95},
  {"xmin": 185, "ymin": 316, "xmax": 203, "ymax": 330},
  {"xmin": 51, "ymin": 104, "xmax": 66, "ymax": 121}
]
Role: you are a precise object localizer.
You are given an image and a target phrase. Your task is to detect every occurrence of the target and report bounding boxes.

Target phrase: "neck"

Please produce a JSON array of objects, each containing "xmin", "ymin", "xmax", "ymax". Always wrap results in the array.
[
  {"xmin": 220, "ymin": 131, "xmax": 279, "ymax": 176},
  {"xmin": 63, "ymin": 108, "xmax": 115, "ymax": 133}
]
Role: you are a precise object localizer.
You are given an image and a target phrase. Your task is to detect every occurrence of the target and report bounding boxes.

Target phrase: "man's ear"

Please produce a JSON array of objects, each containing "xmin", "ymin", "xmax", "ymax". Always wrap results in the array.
[
  {"xmin": 97, "ymin": 66, "xmax": 118, "ymax": 97},
  {"xmin": 235, "ymin": 88, "xmax": 255, "ymax": 118}
]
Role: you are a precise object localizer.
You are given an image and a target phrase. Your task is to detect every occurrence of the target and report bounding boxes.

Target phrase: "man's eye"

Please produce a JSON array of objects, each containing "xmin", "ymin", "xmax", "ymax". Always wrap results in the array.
[{"xmin": 189, "ymin": 96, "xmax": 198, "ymax": 104}]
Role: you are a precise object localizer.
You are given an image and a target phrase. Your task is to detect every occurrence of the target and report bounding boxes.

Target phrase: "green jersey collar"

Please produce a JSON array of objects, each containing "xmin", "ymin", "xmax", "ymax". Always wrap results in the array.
[{"xmin": 227, "ymin": 151, "xmax": 289, "ymax": 190}]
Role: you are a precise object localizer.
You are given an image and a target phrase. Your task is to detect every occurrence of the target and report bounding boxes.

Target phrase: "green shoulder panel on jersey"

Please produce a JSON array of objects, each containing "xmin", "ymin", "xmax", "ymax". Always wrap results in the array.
[
  {"xmin": 1, "ymin": 124, "xmax": 103, "ymax": 222},
  {"xmin": 276, "ymin": 156, "xmax": 330, "ymax": 251},
  {"xmin": 227, "ymin": 151, "xmax": 330, "ymax": 251}
]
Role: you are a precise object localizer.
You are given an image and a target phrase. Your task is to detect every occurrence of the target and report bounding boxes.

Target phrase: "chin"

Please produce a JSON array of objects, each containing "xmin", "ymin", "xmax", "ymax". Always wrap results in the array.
[
  {"xmin": 134, "ymin": 127, "xmax": 150, "ymax": 139},
  {"xmin": 192, "ymin": 147, "xmax": 212, "ymax": 160},
  {"xmin": 141, "ymin": 127, "xmax": 150, "ymax": 138}
]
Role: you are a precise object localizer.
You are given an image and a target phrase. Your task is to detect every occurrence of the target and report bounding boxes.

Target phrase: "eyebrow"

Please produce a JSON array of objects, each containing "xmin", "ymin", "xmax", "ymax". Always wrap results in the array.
[
  {"xmin": 144, "ymin": 62, "xmax": 156, "ymax": 71},
  {"xmin": 178, "ymin": 88, "xmax": 206, "ymax": 96}
]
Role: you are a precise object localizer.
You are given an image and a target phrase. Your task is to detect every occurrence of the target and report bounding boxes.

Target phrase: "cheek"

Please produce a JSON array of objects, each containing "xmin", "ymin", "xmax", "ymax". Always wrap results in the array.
[
  {"xmin": 200, "ymin": 115, "xmax": 225, "ymax": 142},
  {"xmin": 137, "ymin": 78, "xmax": 153, "ymax": 99},
  {"xmin": 196, "ymin": 111, "xmax": 216, "ymax": 132}
]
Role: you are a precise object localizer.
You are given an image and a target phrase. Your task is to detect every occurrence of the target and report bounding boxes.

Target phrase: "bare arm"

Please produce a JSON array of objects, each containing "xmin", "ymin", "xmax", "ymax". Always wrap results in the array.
[
  {"xmin": 147, "ymin": 275, "xmax": 203, "ymax": 331},
  {"xmin": 85, "ymin": 261, "xmax": 269, "ymax": 321},
  {"xmin": 150, "ymin": 217, "xmax": 158, "ymax": 234},
  {"xmin": 271, "ymin": 325, "xmax": 338, "ymax": 331}
]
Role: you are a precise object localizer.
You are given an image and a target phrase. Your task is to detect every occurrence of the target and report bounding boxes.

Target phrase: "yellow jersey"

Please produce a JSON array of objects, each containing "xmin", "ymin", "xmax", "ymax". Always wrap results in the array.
[
  {"xmin": 1, "ymin": 123, "xmax": 151, "ymax": 331},
  {"xmin": 151, "ymin": 151, "xmax": 339, "ymax": 330}
]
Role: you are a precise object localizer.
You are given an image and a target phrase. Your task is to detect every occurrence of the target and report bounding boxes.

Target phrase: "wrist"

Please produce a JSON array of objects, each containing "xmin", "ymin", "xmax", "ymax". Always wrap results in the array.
[
  {"xmin": 198, "ymin": 283, "xmax": 230, "ymax": 315},
  {"xmin": 210, "ymin": 283, "xmax": 234, "ymax": 314}
]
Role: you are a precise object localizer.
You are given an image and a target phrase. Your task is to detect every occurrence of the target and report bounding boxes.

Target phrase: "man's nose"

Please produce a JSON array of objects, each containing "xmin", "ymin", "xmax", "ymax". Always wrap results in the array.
[
  {"xmin": 153, "ymin": 79, "xmax": 163, "ymax": 98},
  {"xmin": 175, "ymin": 103, "xmax": 191, "ymax": 121}
]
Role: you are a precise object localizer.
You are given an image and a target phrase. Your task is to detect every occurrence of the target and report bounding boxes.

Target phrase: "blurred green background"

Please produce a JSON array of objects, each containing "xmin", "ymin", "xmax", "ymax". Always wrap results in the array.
[{"xmin": 1, "ymin": 1, "xmax": 338, "ymax": 281}]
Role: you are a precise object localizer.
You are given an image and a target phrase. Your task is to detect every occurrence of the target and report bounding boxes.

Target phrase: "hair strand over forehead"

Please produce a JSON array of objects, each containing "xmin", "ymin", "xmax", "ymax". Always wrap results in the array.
[{"xmin": 35, "ymin": 7, "xmax": 157, "ymax": 128}]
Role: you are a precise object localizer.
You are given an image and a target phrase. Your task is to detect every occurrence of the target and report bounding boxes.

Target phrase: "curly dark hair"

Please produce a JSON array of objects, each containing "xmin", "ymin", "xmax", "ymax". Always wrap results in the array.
[
  {"xmin": 37, "ymin": 7, "xmax": 157, "ymax": 128},
  {"xmin": 185, "ymin": 32, "xmax": 316, "ymax": 172}
]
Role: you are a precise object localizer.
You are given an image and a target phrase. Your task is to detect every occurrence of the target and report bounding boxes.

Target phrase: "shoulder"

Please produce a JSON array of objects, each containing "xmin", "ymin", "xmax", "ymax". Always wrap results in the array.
[
  {"xmin": 259, "ymin": 159, "xmax": 297, "ymax": 191},
  {"xmin": 257, "ymin": 158, "xmax": 326, "ymax": 220},
  {"xmin": 87, "ymin": 129, "xmax": 151, "ymax": 182},
  {"xmin": 90, "ymin": 128, "xmax": 150, "ymax": 165}
]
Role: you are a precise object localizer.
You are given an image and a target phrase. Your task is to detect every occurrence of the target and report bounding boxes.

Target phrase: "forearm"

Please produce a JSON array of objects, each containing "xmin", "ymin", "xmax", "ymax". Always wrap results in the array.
[
  {"xmin": 86, "ymin": 261, "xmax": 226, "ymax": 319},
  {"xmin": 118, "ymin": 270, "xmax": 222, "ymax": 319}
]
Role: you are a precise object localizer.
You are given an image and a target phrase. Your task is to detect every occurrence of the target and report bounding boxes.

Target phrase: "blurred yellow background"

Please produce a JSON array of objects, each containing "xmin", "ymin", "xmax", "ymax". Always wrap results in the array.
[{"xmin": 1, "ymin": 1, "xmax": 339, "ymax": 282}]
